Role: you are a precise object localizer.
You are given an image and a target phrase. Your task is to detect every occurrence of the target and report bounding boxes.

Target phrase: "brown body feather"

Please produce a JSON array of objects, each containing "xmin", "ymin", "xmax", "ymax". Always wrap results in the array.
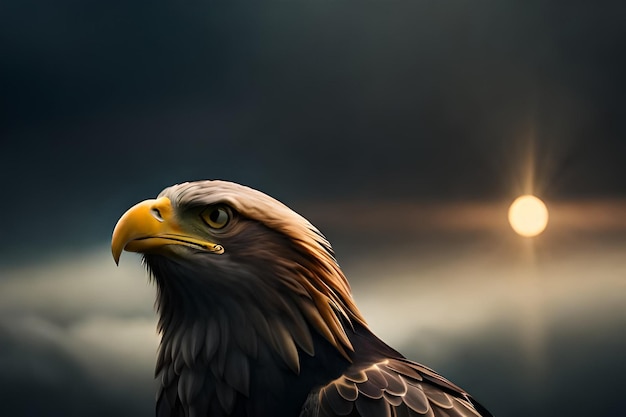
[{"xmin": 113, "ymin": 180, "xmax": 492, "ymax": 417}]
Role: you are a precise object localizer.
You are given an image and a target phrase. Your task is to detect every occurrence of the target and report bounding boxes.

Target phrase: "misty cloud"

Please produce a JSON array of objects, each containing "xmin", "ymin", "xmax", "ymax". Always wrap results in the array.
[{"xmin": 0, "ymin": 249, "xmax": 158, "ymax": 416}]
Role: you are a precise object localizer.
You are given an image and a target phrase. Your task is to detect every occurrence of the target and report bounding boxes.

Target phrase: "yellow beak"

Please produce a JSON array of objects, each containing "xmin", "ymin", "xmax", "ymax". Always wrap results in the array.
[{"xmin": 111, "ymin": 196, "xmax": 224, "ymax": 264}]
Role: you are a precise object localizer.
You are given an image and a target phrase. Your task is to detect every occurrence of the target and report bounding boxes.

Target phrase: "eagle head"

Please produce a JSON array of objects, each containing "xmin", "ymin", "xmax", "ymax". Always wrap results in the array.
[{"xmin": 112, "ymin": 181, "xmax": 367, "ymax": 413}]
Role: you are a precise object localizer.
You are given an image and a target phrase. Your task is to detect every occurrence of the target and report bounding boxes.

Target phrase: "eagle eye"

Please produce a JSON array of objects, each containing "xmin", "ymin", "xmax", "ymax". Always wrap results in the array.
[{"xmin": 201, "ymin": 205, "xmax": 230, "ymax": 229}]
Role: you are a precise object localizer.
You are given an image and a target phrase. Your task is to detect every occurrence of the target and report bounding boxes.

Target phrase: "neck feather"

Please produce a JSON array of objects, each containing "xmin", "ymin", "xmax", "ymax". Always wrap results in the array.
[{"xmin": 144, "ymin": 253, "xmax": 355, "ymax": 416}]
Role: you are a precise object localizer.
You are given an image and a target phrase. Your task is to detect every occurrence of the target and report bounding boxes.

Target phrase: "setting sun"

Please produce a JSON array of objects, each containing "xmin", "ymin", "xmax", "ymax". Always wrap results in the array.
[{"xmin": 508, "ymin": 195, "xmax": 549, "ymax": 237}]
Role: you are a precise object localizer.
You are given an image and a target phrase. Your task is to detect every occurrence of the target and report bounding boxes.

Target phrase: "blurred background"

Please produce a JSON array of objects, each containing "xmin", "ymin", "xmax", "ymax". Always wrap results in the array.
[{"xmin": 1, "ymin": 1, "xmax": 625, "ymax": 416}]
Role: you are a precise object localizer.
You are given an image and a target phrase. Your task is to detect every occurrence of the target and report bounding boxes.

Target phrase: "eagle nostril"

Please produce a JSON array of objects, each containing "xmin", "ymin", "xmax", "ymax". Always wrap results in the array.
[{"xmin": 151, "ymin": 208, "xmax": 163, "ymax": 222}]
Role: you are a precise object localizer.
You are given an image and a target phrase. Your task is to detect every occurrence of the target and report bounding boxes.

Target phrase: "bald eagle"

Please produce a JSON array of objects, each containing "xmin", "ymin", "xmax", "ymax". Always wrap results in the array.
[{"xmin": 112, "ymin": 180, "xmax": 492, "ymax": 417}]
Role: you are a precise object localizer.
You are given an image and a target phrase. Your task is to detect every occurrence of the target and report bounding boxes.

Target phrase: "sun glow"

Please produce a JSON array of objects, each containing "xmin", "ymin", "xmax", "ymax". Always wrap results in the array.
[{"xmin": 508, "ymin": 195, "xmax": 549, "ymax": 237}]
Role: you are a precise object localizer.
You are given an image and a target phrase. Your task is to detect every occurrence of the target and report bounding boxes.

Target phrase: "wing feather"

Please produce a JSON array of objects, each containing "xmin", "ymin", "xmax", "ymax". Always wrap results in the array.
[
  {"xmin": 336, "ymin": 379, "xmax": 359, "ymax": 401},
  {"xmin": 358, "ymin": 378, "xmax": 385, "ymax": 399},
  {"xmin": 401, "ymin": 381, "xmax": 429, "ymax": 414},
  {"xmin": 422, "ymin": 385, "xmax": 454, "ymax": 409},
  {"xmin": 355, "ymin": 395, "xmax": 392, "ymax": 417},
  {"xmin": 311, "ymin": 358, "xmax": 491, "ymax": 417},
  {"xmin": 383, "ymin": 391, "xmax": 404, "ymax": 407},
  {"xmin": 322, "ymin": 382, "xmax": 354, "ymax": 415}
]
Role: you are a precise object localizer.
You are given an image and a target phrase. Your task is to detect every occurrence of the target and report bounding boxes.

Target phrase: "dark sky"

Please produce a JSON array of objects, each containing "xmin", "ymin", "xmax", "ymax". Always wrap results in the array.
[
  {"xmin": 3, "ymin": 1, "xmax": 626, "ymax": 200},
  {"xmin": 3, "ymin": 1, "xmax": 626, "ymax": 258},
  {"xmin": 1, "ymin": 1, "xmax": 625, "ymax": 417}
]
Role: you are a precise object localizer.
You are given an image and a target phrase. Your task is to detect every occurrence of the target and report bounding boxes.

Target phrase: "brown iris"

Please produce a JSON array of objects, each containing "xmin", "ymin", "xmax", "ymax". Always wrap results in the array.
[{"xmin": 201, "ymin": 205, "xmax": 230, "ymax": 229}]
